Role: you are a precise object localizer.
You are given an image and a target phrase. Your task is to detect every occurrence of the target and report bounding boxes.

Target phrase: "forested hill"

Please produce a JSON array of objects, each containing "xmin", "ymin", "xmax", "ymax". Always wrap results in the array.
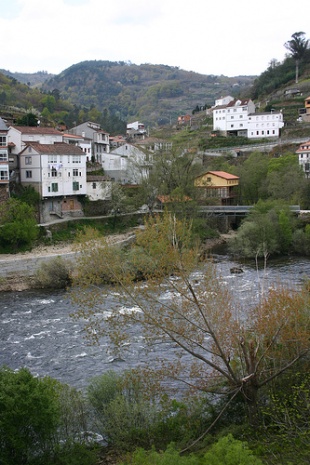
[{"xmin": 40, "ymin": 60, "xmax": 255, "ymax": 126}]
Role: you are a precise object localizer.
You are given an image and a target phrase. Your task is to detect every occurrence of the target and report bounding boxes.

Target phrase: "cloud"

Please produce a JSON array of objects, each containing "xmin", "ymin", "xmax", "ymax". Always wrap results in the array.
[
  {"xmin": 0, "ymin": 0, "xmax": 21, "ymax": 19},
  {"xmin": 0, "ymin": 0, "xmax": 309, "ymax": 77}
]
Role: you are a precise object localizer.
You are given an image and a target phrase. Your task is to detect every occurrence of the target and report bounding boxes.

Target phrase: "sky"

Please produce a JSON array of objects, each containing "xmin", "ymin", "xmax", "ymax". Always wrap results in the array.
[{"xmin": 0, "ymin": 0, "xmax": 309, "ymax": 77}]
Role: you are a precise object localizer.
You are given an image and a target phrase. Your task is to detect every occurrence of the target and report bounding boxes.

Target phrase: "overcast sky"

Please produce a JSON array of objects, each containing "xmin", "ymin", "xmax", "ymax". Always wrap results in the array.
[{"xmin": 1, "ymin": 0, "xmax": 309, "ymax": 77}]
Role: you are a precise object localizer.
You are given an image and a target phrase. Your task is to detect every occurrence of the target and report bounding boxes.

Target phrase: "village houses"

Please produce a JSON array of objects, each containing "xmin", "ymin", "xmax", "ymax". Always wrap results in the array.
[{"xmin": 0, "ymin": 117, "xmax": 9, "ymax": 202}]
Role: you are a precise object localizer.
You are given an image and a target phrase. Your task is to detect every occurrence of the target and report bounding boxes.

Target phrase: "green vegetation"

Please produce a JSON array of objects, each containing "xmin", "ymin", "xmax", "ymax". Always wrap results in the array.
[
  {"xmin": 0, "ymin": 367, "xmax": 97, "ymax": 465},
  {"xmin": 40, "ymin": 61, "xmax": 254, "ymax": 126},
  {"xmin": 0, "ymin": 198, "xmax": 39, "ymax": 252},
  {"xmin": 35, "ymin": 256, "xmax": 73, "ymax": 289}
]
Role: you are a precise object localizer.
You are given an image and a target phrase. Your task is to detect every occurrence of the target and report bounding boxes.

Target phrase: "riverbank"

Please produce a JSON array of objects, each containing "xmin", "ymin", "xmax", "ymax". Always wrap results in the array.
[{"xmin": 0, "ymin": 231, "xmax": 234, "ymax": 292}]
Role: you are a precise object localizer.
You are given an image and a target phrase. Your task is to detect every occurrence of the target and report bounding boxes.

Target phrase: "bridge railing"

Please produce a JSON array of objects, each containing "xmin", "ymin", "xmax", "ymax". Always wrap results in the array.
[{"xmin": 199, "ymin": 205, "xmax": 300, "ymax": 215}]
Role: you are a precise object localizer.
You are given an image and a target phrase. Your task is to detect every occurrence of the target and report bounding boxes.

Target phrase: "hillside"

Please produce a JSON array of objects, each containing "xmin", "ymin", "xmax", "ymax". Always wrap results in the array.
[
  {"xmin": 1, "ymin": 50, "xmax": 310, "ymax": 134},
  {"xmin": 40, "ymin": 60, "xmax": 255, "ymax": 126},
  {"xmin": 0, "ymin": 69, "xmax": 54, "ymax": 88}
]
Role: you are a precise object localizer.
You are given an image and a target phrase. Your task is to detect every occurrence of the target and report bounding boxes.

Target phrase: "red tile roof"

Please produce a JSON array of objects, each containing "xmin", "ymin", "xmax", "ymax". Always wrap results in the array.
[
  {"xmin": 11, "ymin": 126, "xmax": 63, "ymax": 135},
  {"xmin": 21, "ymin": 142, "xmax": 84, "ymax": 155},
  {"xmin": 199, "ymin": 171, "xmax": 239, "ymax": 180}
]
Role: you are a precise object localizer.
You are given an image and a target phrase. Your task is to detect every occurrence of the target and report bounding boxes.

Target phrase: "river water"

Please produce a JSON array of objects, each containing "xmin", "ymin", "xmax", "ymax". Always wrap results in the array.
[{"xmin": 1, "ymin": 252, "xmax": 310, "ymax": 390}]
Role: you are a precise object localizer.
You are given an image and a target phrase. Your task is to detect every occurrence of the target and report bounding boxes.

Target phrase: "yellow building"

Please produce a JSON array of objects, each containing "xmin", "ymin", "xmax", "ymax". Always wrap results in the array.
[{"xmin": 194, "ymin": 170, "xmax": 239, "ymax": 205}]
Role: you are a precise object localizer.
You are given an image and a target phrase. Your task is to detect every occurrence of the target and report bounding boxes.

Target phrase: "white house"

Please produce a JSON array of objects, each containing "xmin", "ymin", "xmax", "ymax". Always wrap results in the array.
[
  {"xmin": 68, "ymin": 121, "xmax": 110, "ymax": 163},
  {"xmin": 104, "ymin": 143, "xmax": 152, "ymax": 184},
  {"xmin": 134, "ymin": 136, "xmax": 173, "ymax": 152},
  {"xmin": 8, "ymin": 125, "xmax": 64, "ymax": 153},
  {"xmin": 126, "ymin": 121, "xmax": 147, "ymax": 140},
  {"xmin": 0, "ymin": 117, "xmax": 9, "ymax": 202},
  {"xmin": 213, "ymin": 98, "xmax": 255, "ymax": 137},
  {"xmin": 86, "ymin": 175, "xmax": 112, "ymax": 201},
  {"xmin": 214, "ymin": 95, "xmax": 235, "ymax": 107},
  {"xmin": 247, "ymin": 111, "xmax": 284, "ymax": 139},
  {"xmin": 296, "ymin": 140, "xmax": 310, "ymax": 177},
  {"xmin": 19, "ymin": 142, "xmax": 87, "ymax": 222},
  {"xmin": 212, "ymin": 97, "xmax": 284, "ymax": 139}
]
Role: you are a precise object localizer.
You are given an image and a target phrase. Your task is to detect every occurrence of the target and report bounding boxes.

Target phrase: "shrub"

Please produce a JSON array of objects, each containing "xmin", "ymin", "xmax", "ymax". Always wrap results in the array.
[
  {"xmin": 35, "ymin": 256, "xmax": 73, "ymax": 289},
  {"xmin": 202, "ymin": 434, "xmax": 263, "ymax": 465},
  {"xmin": 87, "ymin": 371, "xmax": 159, "ymax": 450},
  {"xmin": 120, "ymin": 443, "xmax": 200, "ymax": 465}
]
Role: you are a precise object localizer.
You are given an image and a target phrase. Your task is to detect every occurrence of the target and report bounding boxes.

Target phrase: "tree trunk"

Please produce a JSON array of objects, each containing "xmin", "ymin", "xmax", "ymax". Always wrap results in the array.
[{"xmin": 242, "ymin": 381, "xmax": 260, "ymax": 427}]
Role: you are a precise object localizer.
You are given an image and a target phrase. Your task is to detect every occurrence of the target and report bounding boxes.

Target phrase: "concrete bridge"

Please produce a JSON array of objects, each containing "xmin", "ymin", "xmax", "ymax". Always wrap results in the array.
[{"xmin": 199, "ymin": 205, "xmax": 301, "ymax": 216}]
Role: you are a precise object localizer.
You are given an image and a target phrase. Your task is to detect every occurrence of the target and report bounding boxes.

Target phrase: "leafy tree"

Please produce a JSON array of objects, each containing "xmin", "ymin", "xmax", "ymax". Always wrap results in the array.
[
  {"xmin": 12, "ymin": 185, "xmax": 40, "ymax": 207},
  {"xmin": 149, "ymin": 147, "xmax": 201, "ymax": 198},
  {"xmin": 203, "ymin": 434, "xmax": 262, "ymax": 465},
  {"xmin": 72, "ymin": 213, "xmax": 310, "ymax": 428},
  {"xmin": 16, "ymin": 112, "xmax": 39, "ymax": 126},
  {"xmin": 292, "ymin": 223, "xmax": 310, "ymax": 255},
  {"xmin": 284, "ymin": 31, "xmax": 309, "ymax": 83},
  {"xmin": 41, "ymin": 94, "xmax": 56, "ymax": 113},
  {"xmin": 236, "ymin": 152, "xmax": 269, "ymax": 204},
  {"xmin": 0, "ymin": 367, "xmax": 59, "ymax": 464},
  {"xmin": 0, "ymin": 367, "xmax": 96, "ymax": 465},
  {"xmin": 0, "ymin": 198, "xmax": 38, "ymax": 252},
  {"xmin": 229, "ymin": 201, "xmax": 294, "ymax": 261},
  {"xmin": 265, "ymin": 153, "xmax": 305, "ymax": 203}
]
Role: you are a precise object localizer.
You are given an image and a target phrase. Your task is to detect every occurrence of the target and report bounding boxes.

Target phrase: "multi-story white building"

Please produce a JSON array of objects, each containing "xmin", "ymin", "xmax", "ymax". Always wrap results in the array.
[
  {"xmin": 19, "ymin": 142, "xmax": 87, "ymax": 222},
  {"xmin": 296, "ymin": 140, "xmax": 310, "ymax": 177},
  {"xmin": 68, "ymin": 121, "xmax": 110, "ymax": 163},
  {"xmin": 247, "ymin": 111, "xmax": 284, "ymax": 138},
  {"xmin": 0, "ymin": 117, "xmax": 9, "ymax": 202},
  {"xmin": 212, "ymin": 96, "xmax": 284, "ymax": 139}
]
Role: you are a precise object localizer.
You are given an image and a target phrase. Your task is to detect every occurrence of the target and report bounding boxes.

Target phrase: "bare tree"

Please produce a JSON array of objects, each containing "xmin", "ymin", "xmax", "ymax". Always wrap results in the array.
[{"xmin": 72, "ymin": 213, "xmax": 310, "ymax": 426}]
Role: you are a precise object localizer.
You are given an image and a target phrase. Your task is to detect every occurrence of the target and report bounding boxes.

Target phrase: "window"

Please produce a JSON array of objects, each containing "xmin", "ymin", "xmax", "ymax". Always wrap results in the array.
[
  {"xmin": 51, "ymin": 168, "xmax": 57, "ymax": 177},
  {"xmin": 48, "ymin": 154, "xmax": 57, "ymax": 164},
  {"xmin": 73, "ymin": 169, "xmax": 79, "ymax": 176},
  {"xmin": 92, "ymin": 182, "xmax": 97, "ymax": 189},
  {"xmin": 72, "ymin": 181, "xmax": 79, "ymax": 191},
  {"xmin": 26, "ymin": 170, "xmax": 32, "ymax": 178},
  {"xmin": 51, "ymin": 183, "xmax": 58, "ymax": 192},
  {"xmin": 0, "ymin": 169, "xmax": 8, "ymax": 180},
  {"xmin": 0, "ymin": 136, "xmax": 7, "ymax": 146},
  {"xmin": 25, "ymin": 156, "xmax": 32, "ymax": 165},
  {"xmin": 72, "ymin": 155, "xmax": 81, "ymax": 163},
  {"xmin": 0, "ymin": 150, "xmax": 8, "ymax": 161}
]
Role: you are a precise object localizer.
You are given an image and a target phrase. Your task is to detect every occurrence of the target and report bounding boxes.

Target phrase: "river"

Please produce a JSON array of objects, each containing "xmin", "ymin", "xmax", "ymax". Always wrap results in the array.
[{"xmin": 1, "ymin": 252, "xmax": 310, "ymax": 390}]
